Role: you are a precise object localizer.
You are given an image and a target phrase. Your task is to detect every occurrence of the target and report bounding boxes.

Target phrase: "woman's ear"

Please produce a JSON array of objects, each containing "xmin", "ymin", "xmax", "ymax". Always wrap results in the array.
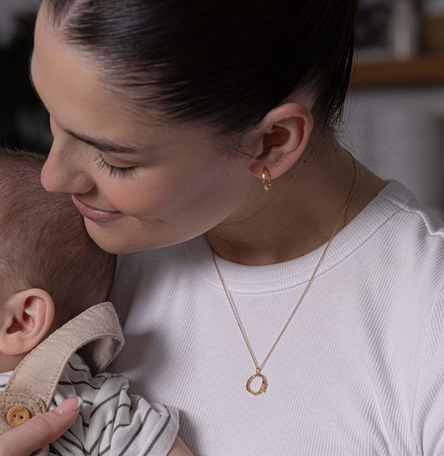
[
  {"xmin": 248, "ymin": 102, "xmax": 314, "ymax": 180},
  {"xmin": 0, "ymin": 289, "xmax": 55, "ymax": 356}
]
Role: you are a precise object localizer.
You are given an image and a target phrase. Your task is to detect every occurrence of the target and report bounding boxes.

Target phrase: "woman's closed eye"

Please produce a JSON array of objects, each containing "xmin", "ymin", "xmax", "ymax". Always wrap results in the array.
[{"xmin": 93, "ymin": 152, "xmax": 136, "ymax": 178}]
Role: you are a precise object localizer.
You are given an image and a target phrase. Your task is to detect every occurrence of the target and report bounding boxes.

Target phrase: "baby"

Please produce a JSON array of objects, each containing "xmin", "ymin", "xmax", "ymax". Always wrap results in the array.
[{"xmin": 0, "ymin": 148, "xmax": 191, "ymax": 455}]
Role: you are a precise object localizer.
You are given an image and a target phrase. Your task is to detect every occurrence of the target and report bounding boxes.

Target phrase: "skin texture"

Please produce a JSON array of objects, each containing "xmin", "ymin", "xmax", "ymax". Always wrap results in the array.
[
  {"xmin": 32, "ymin": 5, "xmax": 386, "ymax": 265},
  {"xmin": 0, "ymin": 397, "xmax": 80, "ymax": 456},
  {"xmin": 0, "ymin": 284, "xmax": 190, "ymax": 456},
  {"xmin": 0, "ymin": 2, "xmax": 388, "ymax": 454},
  {"xmin": 0, "ymin": 289, "xmax": 54, "ymax": 372}
]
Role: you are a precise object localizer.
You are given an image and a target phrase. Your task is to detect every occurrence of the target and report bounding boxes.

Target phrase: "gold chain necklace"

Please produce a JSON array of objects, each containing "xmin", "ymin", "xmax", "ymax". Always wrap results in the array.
[{"xmin": 211, "ymin": 155, "xmax": 358, "ymax": 396}]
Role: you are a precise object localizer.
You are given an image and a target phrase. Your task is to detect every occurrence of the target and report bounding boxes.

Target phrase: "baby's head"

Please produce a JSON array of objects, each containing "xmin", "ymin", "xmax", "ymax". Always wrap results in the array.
[{"xmin": 0, "ymin": 148, "xmax": 115, "ymax": 371}]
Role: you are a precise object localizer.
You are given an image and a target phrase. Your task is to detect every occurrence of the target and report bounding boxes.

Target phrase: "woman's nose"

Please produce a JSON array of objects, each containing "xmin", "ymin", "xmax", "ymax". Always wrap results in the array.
[{"xmin": 41, "ymin": 142, "xmax": 94, "ymax": 195}]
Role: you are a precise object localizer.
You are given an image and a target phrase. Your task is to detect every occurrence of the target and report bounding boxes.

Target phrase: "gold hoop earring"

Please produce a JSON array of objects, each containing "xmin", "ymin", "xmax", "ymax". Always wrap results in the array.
[{"xmin": 262, "ymin": 167, "xmax": 272, "ymax": 192}]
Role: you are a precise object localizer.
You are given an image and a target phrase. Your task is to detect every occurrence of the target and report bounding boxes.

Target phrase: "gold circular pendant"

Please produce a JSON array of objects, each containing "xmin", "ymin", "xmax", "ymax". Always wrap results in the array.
[{"xmin": 246, "ymin": 372, "xmax": 268, "ymax": 396}]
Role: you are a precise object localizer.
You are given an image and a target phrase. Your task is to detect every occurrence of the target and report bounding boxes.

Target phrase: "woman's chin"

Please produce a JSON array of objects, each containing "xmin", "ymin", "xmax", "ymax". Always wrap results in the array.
[
  {"xmin": 83, "ymin": 218, "xmax": 141, "ymax": 254},
  {"xmin": 82, "ymin": 215, "xmax": 176, "ymax": 254}
]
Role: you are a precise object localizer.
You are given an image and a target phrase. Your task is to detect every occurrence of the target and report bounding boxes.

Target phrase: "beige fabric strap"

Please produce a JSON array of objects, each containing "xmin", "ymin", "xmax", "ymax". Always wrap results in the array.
[
  {"xmin": 0, "ymin": 392, "xmax": 46, "ymax": 433},
  {"xmin": 4, "ymin": 302, "xmax": 124, "ymax": 408},
  {"xmin": 0, "ymin": 302, "xmax": 124, "ymax": 454}
]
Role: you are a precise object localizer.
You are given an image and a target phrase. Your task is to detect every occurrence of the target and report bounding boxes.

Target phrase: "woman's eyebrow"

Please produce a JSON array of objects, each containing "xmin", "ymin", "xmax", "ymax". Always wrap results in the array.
[{"xmin": 65, "ymin": 129, "xmax": 138, "ymax": 154}]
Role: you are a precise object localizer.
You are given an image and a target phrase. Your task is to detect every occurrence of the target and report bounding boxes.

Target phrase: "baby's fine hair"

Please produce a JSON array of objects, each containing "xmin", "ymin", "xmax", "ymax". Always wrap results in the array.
[{"xmin": 0, "ymin": 148, "xmax": 115, "ymax": 326}]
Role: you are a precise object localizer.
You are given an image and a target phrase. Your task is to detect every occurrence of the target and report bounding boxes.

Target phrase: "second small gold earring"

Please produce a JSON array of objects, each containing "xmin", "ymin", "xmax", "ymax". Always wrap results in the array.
[{"xmin": 262, "ymin": 167, "xmax": 272, "ymax": 192}]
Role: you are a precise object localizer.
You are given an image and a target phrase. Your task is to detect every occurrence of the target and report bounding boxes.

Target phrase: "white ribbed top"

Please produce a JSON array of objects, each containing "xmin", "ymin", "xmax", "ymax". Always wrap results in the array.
[{"xmin": 109, "ymin": 180, "xmax": 444, "ymax": 456}]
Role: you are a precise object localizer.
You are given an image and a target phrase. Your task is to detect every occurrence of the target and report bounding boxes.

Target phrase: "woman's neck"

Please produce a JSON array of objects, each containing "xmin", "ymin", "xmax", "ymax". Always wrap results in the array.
[{"xmin": 205, "ymin": 136, "xmax": 387, "ymax": 266}]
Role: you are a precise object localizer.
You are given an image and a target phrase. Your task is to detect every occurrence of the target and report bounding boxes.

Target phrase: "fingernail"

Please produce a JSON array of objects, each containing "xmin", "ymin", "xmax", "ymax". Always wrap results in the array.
[{"xmin": 55, "ymin": 396, "xmax": 83, "ymax": 415}]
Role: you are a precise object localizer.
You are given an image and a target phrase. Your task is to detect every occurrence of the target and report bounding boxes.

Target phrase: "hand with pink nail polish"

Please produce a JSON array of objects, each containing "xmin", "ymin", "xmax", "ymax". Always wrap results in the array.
[{"xmin": 0, "ymin": 397, "xmax": 80, "ymax": 456}]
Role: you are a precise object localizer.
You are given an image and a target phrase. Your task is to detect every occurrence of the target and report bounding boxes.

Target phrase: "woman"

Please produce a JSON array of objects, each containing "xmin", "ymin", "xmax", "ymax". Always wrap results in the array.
[{"xmin": 3, "ymin": 0, "xmax": 444, "ymax": 455}]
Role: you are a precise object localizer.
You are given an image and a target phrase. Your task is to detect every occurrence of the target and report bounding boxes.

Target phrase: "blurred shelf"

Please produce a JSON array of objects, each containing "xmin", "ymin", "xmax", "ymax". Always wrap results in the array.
[{"xmin": 350, "ymin": 53, "xmax": 444, "ymax": 89}]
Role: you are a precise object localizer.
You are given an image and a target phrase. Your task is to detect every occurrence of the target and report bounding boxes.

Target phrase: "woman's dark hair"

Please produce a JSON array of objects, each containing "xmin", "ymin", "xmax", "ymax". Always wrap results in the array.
[{"xmin": 45, "ymin": 0, "xmax": 357, "ymax": 136}]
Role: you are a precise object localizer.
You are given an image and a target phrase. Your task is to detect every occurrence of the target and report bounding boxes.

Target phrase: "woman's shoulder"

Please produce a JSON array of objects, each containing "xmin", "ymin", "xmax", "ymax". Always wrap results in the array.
[
  {"xmin": 112, "ymin": 238, "xmax": 199, "ymax": 292},
  {"xmin": 109, "ymin": 237, "xmax": 204, "ymax": 322},
  {"xmin": 377, "ymin": 180, "xmax": 444, "ymax": 246},
  {"xmin": 373, "ymin": 181, "xmax": 444, "ymax": 297}
]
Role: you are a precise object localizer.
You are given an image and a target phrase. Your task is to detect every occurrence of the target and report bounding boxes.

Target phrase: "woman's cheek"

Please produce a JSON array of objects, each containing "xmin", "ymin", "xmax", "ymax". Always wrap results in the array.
[{"xmin": 102, "ymin": 178, "xmax": 176, "ymax": 216}]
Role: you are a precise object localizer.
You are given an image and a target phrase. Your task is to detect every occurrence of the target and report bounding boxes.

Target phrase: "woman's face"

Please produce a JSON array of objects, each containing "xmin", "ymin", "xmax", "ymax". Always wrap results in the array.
[{"xmin": 32, "ymin": 7, "xmax": 259, "ymax": 253}]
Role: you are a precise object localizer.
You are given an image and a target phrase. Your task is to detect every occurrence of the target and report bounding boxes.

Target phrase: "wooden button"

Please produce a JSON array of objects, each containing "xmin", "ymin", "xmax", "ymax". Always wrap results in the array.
[{"xmin": 7, "ymin": 406, "xmax": 30, "ymax": 427}]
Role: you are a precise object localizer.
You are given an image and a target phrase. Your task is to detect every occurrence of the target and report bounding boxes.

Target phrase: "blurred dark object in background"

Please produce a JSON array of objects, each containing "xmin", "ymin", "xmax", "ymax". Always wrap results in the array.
[
  {"xmin": 0, "ymin": 12, "xmax": 51, "ymax": 156},
  {"xmin": 356, "ymin": 0, "xmax": 422, "ymax": 62},
  {"xmin": 356, "ymin": 0, "xmax": 393, "ymax": 50}
]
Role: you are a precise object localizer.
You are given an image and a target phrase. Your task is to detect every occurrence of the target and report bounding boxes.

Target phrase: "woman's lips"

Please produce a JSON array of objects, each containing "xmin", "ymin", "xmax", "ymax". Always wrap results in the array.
[{"xmin": 71, "ymin": 195, "xmax": 124, "ymax": 222}]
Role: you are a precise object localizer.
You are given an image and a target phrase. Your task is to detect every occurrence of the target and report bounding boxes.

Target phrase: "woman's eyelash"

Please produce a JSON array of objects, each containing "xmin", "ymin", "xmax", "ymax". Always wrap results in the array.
[{"xmin": 93, "ymin": 153, "xmax": 135, "ymax": 178}]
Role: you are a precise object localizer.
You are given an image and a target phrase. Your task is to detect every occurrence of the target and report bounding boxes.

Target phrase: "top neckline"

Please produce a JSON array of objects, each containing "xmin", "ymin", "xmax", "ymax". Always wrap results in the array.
[{"xmin": 185, "ymin": 180, "xmax": 414, "ymax": 293}]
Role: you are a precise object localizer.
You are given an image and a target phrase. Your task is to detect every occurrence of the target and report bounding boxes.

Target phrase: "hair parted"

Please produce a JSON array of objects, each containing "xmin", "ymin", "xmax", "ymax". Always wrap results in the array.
[
  {"xmin": 0, "ymin": 148, "xmax": 115, "ymax": 326},
  {"xmin": 44, "ymin": 0, "xmax": 357, "ymax": 136}
]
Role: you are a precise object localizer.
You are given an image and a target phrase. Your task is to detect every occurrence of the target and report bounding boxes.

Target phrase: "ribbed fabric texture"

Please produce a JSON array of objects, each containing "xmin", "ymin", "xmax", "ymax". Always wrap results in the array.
[{"xmin": 109, "ymin": 180, "xmax": 444, "ymax": 456}]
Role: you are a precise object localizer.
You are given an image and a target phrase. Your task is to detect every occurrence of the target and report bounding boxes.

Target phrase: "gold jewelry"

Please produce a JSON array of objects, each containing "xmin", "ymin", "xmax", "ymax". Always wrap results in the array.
[
  {"xmin": 262, "ymin": 167, "xmax": 272, "ymax": 191},
  {"xmin": 211, "ymin": 154, "xmax": 358, "ymax": 396}
]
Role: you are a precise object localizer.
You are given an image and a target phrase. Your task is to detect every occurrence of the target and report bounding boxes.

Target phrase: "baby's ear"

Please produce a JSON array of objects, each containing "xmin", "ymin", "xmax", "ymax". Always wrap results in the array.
[{"xmin": 0, "ymin": 289, "xmax": 55, "ymax": 356}]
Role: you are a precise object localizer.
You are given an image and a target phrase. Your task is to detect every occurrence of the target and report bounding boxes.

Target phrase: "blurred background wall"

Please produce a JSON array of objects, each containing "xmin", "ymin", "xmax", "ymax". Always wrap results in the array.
[
  {"xmin": 348, "ymin": 0, "xmax": 444, "ymax": 218},
  {"xmin": 0, "ymin": 0, "xmax": 51, "ymax": 155},
  {"xmin": 0, "ymin": 0, "xmax": 39, "ymax": 43},
  {"xmin": 1, "ymin": 0, "xmax": 444, "ymax": 216},
  {"xmin": 345, "ymin": 87, "xmax": 444, "ymax": 218}
]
